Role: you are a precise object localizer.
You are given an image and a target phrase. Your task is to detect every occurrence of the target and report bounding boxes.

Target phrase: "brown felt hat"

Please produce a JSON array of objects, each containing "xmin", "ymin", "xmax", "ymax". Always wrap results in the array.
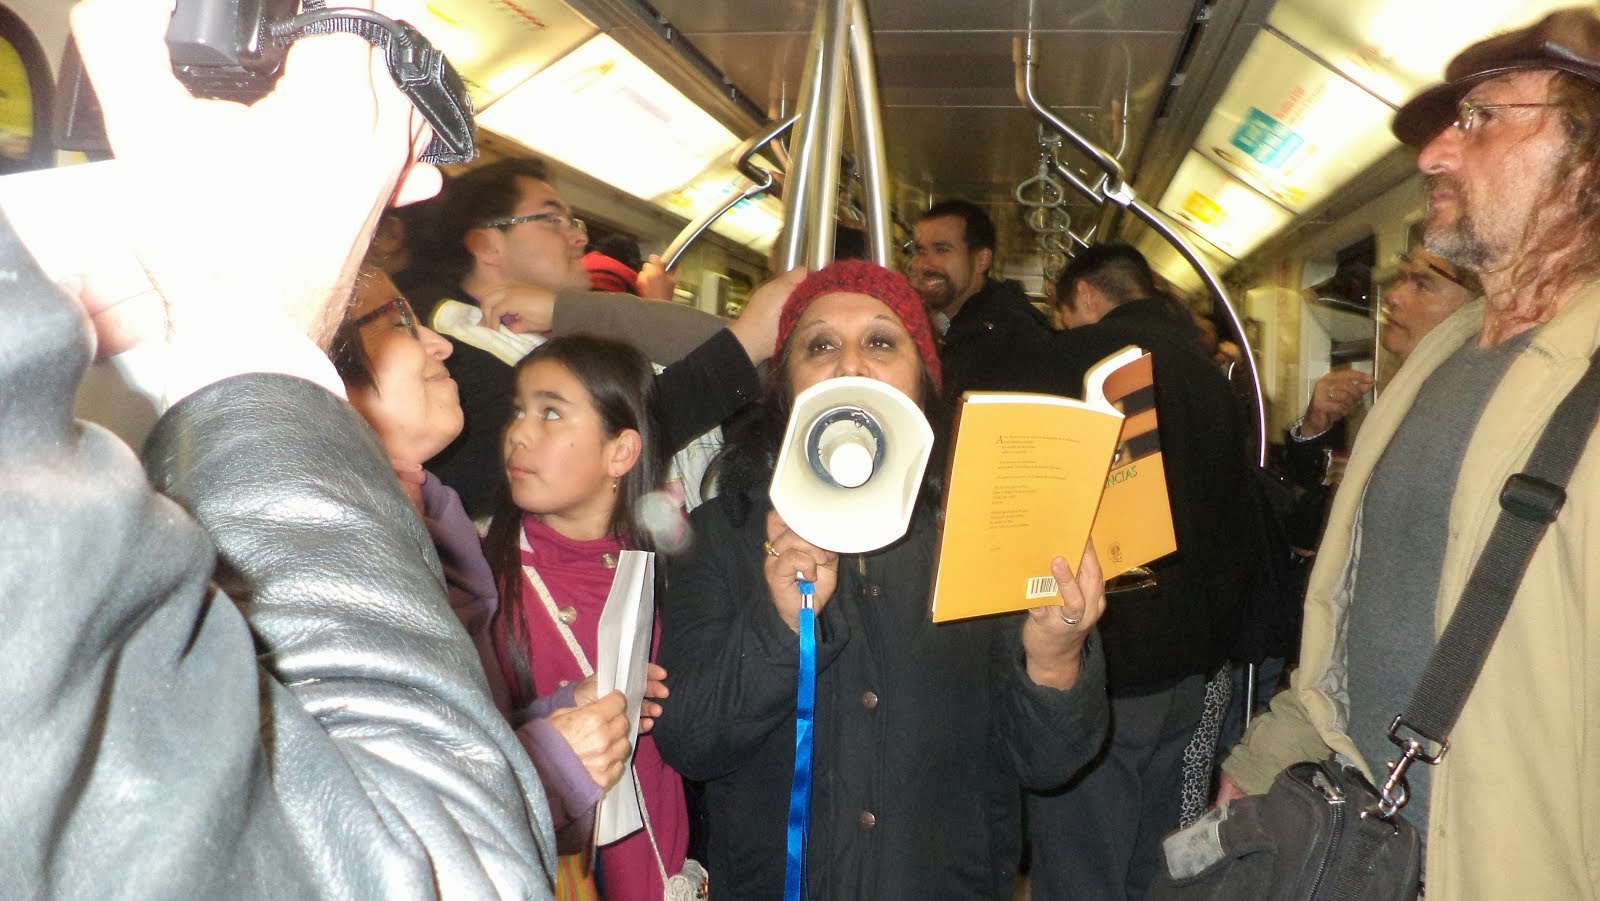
[{"xmin": 1392, "ymin": 7, "xmax": 1600, "ymax": 146}]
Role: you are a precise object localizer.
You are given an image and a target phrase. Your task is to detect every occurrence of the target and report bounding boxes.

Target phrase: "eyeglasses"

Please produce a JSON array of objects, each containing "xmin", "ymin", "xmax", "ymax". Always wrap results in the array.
[
  {"xmin": 1395, "ymin": 251, "xmax": 1468, "ymax": 291},
  {"xmin": 1452, "ymin": 98, "xmax": 1561, "ymax": 134},
  {"xmin": 351, "ymin": 296, "xmax": 419, "ymax": 338},
  {"xmin": 479, "ymin": 211, "xmax": 587, "ymax": 235}
]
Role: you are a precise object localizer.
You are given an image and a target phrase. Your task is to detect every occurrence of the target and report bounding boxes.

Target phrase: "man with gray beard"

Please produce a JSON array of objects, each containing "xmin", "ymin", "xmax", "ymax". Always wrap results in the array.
[{"xmin": 1218, "ymin": 8, "xmax": 1600, "ymax": 897}]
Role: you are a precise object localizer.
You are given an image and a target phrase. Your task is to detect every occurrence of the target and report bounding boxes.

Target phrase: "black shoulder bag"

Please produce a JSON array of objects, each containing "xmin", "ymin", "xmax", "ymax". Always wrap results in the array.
[{"xmin": 1151, "ymin": 346, "xmax": 1600, "ymax": 901}]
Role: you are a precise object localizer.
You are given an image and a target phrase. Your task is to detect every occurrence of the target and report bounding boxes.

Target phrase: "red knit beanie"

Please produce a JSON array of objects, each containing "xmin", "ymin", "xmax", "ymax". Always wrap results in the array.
[{"xmin": 775, "ymin": 259, "xmax": 942, "ymax": 389}]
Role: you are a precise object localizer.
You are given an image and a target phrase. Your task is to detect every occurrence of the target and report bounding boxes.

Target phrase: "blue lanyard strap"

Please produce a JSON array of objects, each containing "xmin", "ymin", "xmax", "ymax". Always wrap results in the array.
[{"xmin": 784, "ymin": 578, "xmax": 817, "ymax": 901}]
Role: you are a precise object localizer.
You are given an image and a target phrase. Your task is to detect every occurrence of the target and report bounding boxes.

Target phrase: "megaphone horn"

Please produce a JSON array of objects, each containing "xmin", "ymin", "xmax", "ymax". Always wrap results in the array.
[
  {"xmin": 806, "ymin": 407, "xmax": 885, "ymax": 489},
  {"xmin": 770, "ymin": 376, "xmax": 934, "ymax": 554}
]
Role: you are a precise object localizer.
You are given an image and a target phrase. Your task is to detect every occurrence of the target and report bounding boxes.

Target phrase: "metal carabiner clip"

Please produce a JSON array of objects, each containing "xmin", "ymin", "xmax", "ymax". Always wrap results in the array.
[{"xmin": 1374, "ymin": 715, "xmax": 1448, "ymax": 818}]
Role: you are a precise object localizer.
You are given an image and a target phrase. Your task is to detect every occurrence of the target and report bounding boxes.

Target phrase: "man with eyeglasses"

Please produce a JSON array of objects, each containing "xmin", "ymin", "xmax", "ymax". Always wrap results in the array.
[
  {"xmin": 408, "ymin": 157, "xmax": 788, "ymax": 516},
  {"xmin": 1284, "ymin": 247, "xmax": 1479, "ymax": 488},
  {"xmin": 1217, "ymin": 9, "xmax": 1600, "ymax": 895}
]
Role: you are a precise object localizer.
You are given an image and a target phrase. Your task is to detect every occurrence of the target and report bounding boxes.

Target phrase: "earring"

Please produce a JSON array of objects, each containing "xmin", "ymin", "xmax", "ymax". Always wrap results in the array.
[{"xmin": 611, "ymin": 478, "xmax": 619, "ymax": 492}]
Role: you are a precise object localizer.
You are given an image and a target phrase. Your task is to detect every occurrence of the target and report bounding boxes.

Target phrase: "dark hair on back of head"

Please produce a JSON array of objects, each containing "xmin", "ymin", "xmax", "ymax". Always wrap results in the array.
[
  {"xmin": 593, "ymin": 233, "xmax": 645, "ymax": 272},
  {"xmin": 832, "ymin": 222, "xmax": 870, "ymax": 261},
  {"xmin": 1055, "ymin": 242, "xmax": 1158, "ymax": 309},
  {"xmin": 428, "ymin": 157, "xmax": 552, "ymax": 281},
  {"xmin": 482, "ymin": 333, "xmax": 666, "ymax": 707},
  {"xmin": 919, "ymin": 199, "xmax": 997, "ymax": 255}
]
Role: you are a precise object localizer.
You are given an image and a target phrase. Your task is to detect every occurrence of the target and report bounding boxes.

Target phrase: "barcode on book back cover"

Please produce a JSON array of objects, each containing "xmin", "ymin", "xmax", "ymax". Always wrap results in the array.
[{"xmin": 1026, "ymin": 576, "xmax": 1058, "ymax": 599}]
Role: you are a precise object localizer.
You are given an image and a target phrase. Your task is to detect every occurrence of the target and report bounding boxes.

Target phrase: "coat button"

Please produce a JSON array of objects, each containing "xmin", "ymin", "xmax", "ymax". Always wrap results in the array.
[
  {"xmin": 859, "ymin": 810, "xmax": 876, "ymax": 830},
  {"xmin": 861, "ymin": 691, "xmax": 879, "ymax": 710},
  {"xmin": 867, "ymin": 585, "xmax": 882, "ymax": 599}
]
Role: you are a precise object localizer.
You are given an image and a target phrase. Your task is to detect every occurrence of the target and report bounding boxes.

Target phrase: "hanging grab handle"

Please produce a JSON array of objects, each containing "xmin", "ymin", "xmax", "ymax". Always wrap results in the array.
[
  {"xmin": 1027, "ymin": 204, "xmax": 1070, "ymax": 235},
  {"xmin": 1015, "ymin": 159, "xmax": 1067, "ymax": 209}
]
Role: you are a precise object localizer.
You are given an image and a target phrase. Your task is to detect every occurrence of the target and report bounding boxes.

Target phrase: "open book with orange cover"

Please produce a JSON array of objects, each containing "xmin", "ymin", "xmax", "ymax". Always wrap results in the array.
[{"xmin": 930, "ymin": 345, "xmax": 1176, "ymax": 622}]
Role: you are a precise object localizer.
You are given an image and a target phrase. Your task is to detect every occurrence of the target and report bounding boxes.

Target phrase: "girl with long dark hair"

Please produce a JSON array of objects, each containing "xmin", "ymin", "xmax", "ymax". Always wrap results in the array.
[{"xmin": 482, "ymin": 335, "xmax": 689, "ymax": 901}]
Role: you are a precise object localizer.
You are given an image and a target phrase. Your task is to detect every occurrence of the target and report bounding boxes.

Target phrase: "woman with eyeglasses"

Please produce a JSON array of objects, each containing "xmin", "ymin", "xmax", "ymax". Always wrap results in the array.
[{"xmin": 331, "ymin": 267, "xmax": 645, "ymax": 898}]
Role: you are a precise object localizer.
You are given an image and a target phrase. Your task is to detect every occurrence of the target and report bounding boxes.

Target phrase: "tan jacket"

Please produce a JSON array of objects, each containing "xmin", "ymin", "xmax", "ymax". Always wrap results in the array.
[{"xmin": 1224, "ymin": 281, "xmax": 1600, "ymax": 899}]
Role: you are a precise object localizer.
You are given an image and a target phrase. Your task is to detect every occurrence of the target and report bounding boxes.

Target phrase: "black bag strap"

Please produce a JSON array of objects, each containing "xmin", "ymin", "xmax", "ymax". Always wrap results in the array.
[
  {"xmin": 1377, "ymin": 346, "xmax": 1600, "ymax": 815},
  {"xmin": 269, "ymin": 5, "xmax": 475, "ymax": 164}
]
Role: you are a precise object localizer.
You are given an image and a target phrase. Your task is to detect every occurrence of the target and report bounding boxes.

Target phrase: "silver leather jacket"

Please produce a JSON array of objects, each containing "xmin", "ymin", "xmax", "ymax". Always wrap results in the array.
[{"xmin": 0, "ymin": 214, "xmax": 557, "ymax": 898}]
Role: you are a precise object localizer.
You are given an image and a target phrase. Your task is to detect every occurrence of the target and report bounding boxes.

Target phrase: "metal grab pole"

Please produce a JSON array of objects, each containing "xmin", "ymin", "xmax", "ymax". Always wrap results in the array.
[
  {"xmin": 847, "ymin": 0, "xmax": 892, "ymax": 268},
  {"xmin": 661, "ymin": 115, "xmax": 798, "ymax": 272},
  {"xmin": 806, "ymin": 36, "xmax": 848, "ymax": 269},
  {"xmin": 1244, "ymin": 664, "xmax": 1257, "ymax": 731},
  {"xmin": 779, "ymin": 0, "xmax": 850, "ymax": 272}
]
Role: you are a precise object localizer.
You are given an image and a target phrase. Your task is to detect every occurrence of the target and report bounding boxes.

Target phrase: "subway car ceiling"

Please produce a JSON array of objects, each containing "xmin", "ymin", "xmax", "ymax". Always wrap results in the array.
[
  {"xmin": 390, "ymin": 0, "xmax": 1570, "ymax": 295},
  {"xmin": 0, "ymin": 2, "xmax": 1575, "ymax": 299}
]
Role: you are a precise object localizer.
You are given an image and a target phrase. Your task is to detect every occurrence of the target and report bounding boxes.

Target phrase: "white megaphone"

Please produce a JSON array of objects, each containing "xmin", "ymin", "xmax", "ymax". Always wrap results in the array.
[{"xmin": 770, "ymin": 376, "xmax": 935, "ymax": 554}]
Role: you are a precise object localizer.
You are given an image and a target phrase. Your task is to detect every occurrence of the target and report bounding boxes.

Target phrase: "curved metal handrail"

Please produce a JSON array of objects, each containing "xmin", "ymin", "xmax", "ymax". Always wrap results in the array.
[
  {"xmin": 1021, "ymin": 41, "xmax": 1268, "ymax": 463},
  {"xmin": 737, "ymin": 113, "xmax": 799, "ymax": 184},
  {"xmin": 661, "ymin": 178, "xmax": 773, "ymax": 273},
  {"xmin": 661, "ymin": 114, "xmax": 798, "ymax": 272},
  {"xmin": 1123, "ymin": 196, "xmax": 1268, "ymax": 463},
  {"xmin": 1017, "ymin": 35, "xmax": 1126, "ymax": 194}
]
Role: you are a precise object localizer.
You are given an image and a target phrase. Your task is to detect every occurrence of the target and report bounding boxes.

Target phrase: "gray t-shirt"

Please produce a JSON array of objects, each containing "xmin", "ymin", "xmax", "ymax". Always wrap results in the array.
[{"xmin": 1346, "ymin": 331, "xmax": 1529, "ymax": 840}]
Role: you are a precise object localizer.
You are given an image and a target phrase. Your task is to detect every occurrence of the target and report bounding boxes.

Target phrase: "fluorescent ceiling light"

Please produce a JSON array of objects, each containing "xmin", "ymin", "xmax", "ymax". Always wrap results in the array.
[
  {"xmin": 477, "ymin": 34, "xmax": 741, "ymax": 202},
  {"xmin": 1271, "ymin": 0, "xmax": 1585, "ymax": 105},
  {"xmin": 405, "ymin": 0, "xmax": 598, "ymax": 108},
  {"xmin": 1195, "ymin": 31, "xmax": 1395, "ymax": 216},
  {"xmin": 1172, "ymin": 0, "xmax": 1582, "ymax": 268},
  {"xmin": 1155, "ymin": 153, "xmax": 1295, "ymax": 262}
]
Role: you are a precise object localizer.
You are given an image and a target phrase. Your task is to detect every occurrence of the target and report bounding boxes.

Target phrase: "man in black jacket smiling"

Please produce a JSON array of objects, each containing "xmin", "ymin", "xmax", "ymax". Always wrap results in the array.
[{"xmin": 909, "ymin": 199, "xmax": 1052, "ymax": 399}]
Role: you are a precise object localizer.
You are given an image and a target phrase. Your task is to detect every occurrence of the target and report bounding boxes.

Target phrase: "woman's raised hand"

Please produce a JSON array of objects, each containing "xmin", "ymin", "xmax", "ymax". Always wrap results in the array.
[
  {"xmin": 1021, "ymin": 540, "xmax": 1107, "ymax": 690},
  {"xmin": 763, "ymin": 509, "xmax": 839, "ymax": 633}
]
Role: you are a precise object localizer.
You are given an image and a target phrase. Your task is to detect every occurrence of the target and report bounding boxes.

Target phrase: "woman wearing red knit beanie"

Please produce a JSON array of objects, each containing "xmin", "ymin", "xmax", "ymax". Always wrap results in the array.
[{"xmin": 654, "ymin": 258, "xmax": 1110, "ymax": 898}]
